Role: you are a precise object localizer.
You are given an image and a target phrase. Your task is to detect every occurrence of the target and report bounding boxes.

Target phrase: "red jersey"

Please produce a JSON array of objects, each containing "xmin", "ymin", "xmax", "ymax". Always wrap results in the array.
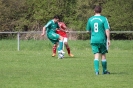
[{"xmin": 56, "ymin": 22, "xmax": 67, "ymax": 37}]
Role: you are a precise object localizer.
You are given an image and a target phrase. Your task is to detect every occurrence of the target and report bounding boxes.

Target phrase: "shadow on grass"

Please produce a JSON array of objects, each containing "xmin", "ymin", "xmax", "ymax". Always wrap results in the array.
[
  {"xmin": 63, "ymin": 56, "xmax": 77, "ymax": 59},
  {"xmin": 108, "ymin": 72, "xmax": 129, "ymax": 75}
]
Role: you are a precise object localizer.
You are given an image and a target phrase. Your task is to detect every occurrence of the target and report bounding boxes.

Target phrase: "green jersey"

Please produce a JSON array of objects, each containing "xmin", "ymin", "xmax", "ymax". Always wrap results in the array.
[
  {"xmin": 45, "ymin": 20, "xmax": 59, "ymax": 34},
  {"xmin": 86, "ymin": 14, "xmax": 110, "ymax": 43}
]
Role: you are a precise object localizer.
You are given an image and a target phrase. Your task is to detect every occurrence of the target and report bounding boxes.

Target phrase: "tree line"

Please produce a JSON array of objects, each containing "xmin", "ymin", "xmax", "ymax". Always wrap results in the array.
[{"xmin": 0, "ymin": 0, "xmax": 133, "ymax": 39}]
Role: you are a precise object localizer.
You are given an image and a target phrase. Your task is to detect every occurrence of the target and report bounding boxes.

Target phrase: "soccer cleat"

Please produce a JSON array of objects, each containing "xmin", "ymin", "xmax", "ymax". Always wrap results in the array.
[
  {"xmin": 52, "ymin": 53, "xmax": 56, "ymax": 57},
  {"xmin": 95, "ymin": 72, "xmax": 99, "ymax": 75},
  {"xmin": 103, "ymin": 71, "xmax": 110, "ymax": 74},
  {"xmin": 69, "ymin": 53, "xmax": 74, "ymax": 57}
]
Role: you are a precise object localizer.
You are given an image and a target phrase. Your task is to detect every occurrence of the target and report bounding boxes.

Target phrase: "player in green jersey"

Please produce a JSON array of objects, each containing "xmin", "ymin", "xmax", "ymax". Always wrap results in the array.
[
  {"xmin": 41, "ymin": 15, "xmax": 65, "ymax": 59},
  {"xmin": 86, "ymin": 5, "xmax": 110, "ymax": 75}
]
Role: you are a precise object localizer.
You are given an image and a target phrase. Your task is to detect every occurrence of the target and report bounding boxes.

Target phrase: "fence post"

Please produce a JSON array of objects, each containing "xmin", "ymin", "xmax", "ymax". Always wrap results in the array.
[{"xmin": 17, "ymin": 32, "xmax": 20, "ymax": 51}]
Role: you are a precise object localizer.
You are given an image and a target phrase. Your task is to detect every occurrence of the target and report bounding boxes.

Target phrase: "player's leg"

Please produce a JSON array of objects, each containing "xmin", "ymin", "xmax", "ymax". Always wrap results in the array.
[
  {"xmin": 47, "ymin": 32, "xmax": 64, "ymax": 58},
  {"xmin": 48, "ymin": 32, "xmax": 63, "ymax": 52},
  {"xmin": 101, "ymin": 54, "xmax": 110, "ymax": 74},
  {"xmin": 101, "ymin": 55, "xmax": 107, "ymax": 73},
  {"xmin": 58, "ymin": 36, "xmax": 64, "ymax": 51},
  {"xmin": 100, "ymin": 43, "xmax": 110, "ymax": 74},
  {"xmin": 91, "ymin": 43, "xmax": 100, "ymax": 75},
  {"xmin": 64, "ymin": 38, "xmax": 74, "ymax": 57},
  {"xmin": 94, "ymin": 53, "xmax": 100, "ymax": 75},
  {"xmin": 52, "ymin": 43, "xmax": 58, "ymax": 57},
  {"xmin": 57, "ymin": 36, "xmax": 65, "ymax": 59},
  {"xmin": 47, "ymin": 38, "xmax": 58, "ymax": 57}
]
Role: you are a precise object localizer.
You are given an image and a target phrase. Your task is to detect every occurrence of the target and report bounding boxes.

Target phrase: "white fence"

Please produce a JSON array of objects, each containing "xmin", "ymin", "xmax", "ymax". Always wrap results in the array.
[{"xmin": 0, "ymin": 31, "xmax": 133, "ymax": 51}]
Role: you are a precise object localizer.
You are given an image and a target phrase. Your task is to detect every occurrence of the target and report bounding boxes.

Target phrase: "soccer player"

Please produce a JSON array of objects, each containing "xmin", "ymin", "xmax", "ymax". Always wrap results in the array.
[
  {"xmin": 52, "ymin": 21, "xmax": 74, "ymax": 57},
  {"xmin": 86, "ymin": 5, "xmax": 110, "ymax": 75},
  {"xmin": 41, "ymin": 15, "xmax": 65, "ymax": 59}
]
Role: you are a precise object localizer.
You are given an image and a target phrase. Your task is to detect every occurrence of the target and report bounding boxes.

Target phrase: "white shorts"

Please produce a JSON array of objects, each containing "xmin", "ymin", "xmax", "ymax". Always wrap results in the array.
[{"xmin": 63, "ymin": 37, "xmax": 68, "ymax": 42}]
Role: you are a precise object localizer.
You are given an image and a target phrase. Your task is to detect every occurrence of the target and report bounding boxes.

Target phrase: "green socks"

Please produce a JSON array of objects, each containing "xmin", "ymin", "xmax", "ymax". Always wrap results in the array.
[
  {"xmin": 58, "ymin": 41, "xmax": 63, "ymax": 51},
  {"xmin": 94, "ymin": 59, "xmax": 99, "ymax": 72},
  {"xmin": 94, "ymin": 59, "xmax": 108, "ymax": 73},
  {"xmin": 102, "ymin": 60, "xmax": 107, "ymax": 73}
]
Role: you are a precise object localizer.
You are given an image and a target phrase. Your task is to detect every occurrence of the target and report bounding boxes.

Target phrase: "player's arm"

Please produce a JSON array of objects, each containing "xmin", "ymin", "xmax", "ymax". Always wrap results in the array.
[
  {"xmin": 104, "ymin": 17, "xmax": 110, "ymax": 46},
  {"xmin": 65, "ymin": 28, "xmax": 69, "ymax": 33},
  {"xmin": 41, "ymin": 27, "xmax": 46, "ymax": 36},
  {"xmin": 60, "ymin": 27, "xmax": 69, "ymax": 33},
  {"xmin": 106, "ymin": 29, "xmax": 110, "ymax": 46},
  {"xmin": 63, "ymin": 24, "xmax": 69, "ymax": 33},
  {"xmin": 59, "ymin": 28, "xmax": 66, "ymax": 32},
  {"xmin": 59, "ymin": 22, "xmax": 68, "ymax": 33}
]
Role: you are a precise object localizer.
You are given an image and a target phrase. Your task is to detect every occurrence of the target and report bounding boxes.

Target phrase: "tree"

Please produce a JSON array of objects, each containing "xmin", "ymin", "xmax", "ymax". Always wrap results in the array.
[
  {"xmin": 0, "ymin": 0, "xmax": 133, "ymax": 32},
  {"xmin": 102, "ymin": 0, "xmax": 133, "ymax": 31},
  {"xmin": 0, "ymin": 0, "xmax": 28, "ymax": 31}
]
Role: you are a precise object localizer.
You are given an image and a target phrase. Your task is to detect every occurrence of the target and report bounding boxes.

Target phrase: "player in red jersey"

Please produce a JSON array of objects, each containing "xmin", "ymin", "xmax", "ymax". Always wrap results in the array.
[{"xmin": 52, "ymin": 21, "xmax": 74, "ymax": 57}]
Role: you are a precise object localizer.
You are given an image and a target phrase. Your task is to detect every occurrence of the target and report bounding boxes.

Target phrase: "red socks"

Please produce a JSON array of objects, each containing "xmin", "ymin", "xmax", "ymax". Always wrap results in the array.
[{"xmin": 52, "ymin": 45, "xmax": 57, "ymax": 54}]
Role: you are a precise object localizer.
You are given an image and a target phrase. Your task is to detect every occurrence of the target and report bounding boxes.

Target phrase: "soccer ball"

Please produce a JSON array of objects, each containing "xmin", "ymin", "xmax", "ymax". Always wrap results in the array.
[
  {"xmin": 58, "ymin": 50, "xmax": 65, "ymax": 59},
  {"xmin": 58, "ymin": 53, "xmax": 64, "ymax": 59}
]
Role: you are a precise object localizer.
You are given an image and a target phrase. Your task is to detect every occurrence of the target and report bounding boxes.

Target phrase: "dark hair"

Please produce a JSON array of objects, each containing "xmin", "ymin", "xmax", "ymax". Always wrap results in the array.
[
  {"xmin": 94, "ymin": 5, "xmax": 102, "ymax": 13},
  {"xmin": 53, "ymin": 15, "xmax": 60, "ymax": 20}
]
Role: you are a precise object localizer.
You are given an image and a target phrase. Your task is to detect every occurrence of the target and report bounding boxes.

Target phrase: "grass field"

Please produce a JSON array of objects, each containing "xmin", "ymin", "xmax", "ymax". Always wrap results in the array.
[{"xmin": 0, "ymin": 39, "xmax": 133, "ymax": 88}]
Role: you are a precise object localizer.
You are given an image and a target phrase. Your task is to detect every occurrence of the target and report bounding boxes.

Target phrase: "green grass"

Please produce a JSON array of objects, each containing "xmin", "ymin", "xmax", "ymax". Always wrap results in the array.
[{"xmin": 0, "ymin": 39, "xmax": 133, "ymax": 88}]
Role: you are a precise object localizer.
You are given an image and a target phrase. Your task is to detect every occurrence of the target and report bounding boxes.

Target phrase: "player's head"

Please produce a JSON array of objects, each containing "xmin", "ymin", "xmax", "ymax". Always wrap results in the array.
[
  {"xmin": 53, "ymin": 15, "xmax": 60, "ymax": 22},
  {"xmin": 94, "ymin": 5, "xmax": 102, "ymax": 13}
]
